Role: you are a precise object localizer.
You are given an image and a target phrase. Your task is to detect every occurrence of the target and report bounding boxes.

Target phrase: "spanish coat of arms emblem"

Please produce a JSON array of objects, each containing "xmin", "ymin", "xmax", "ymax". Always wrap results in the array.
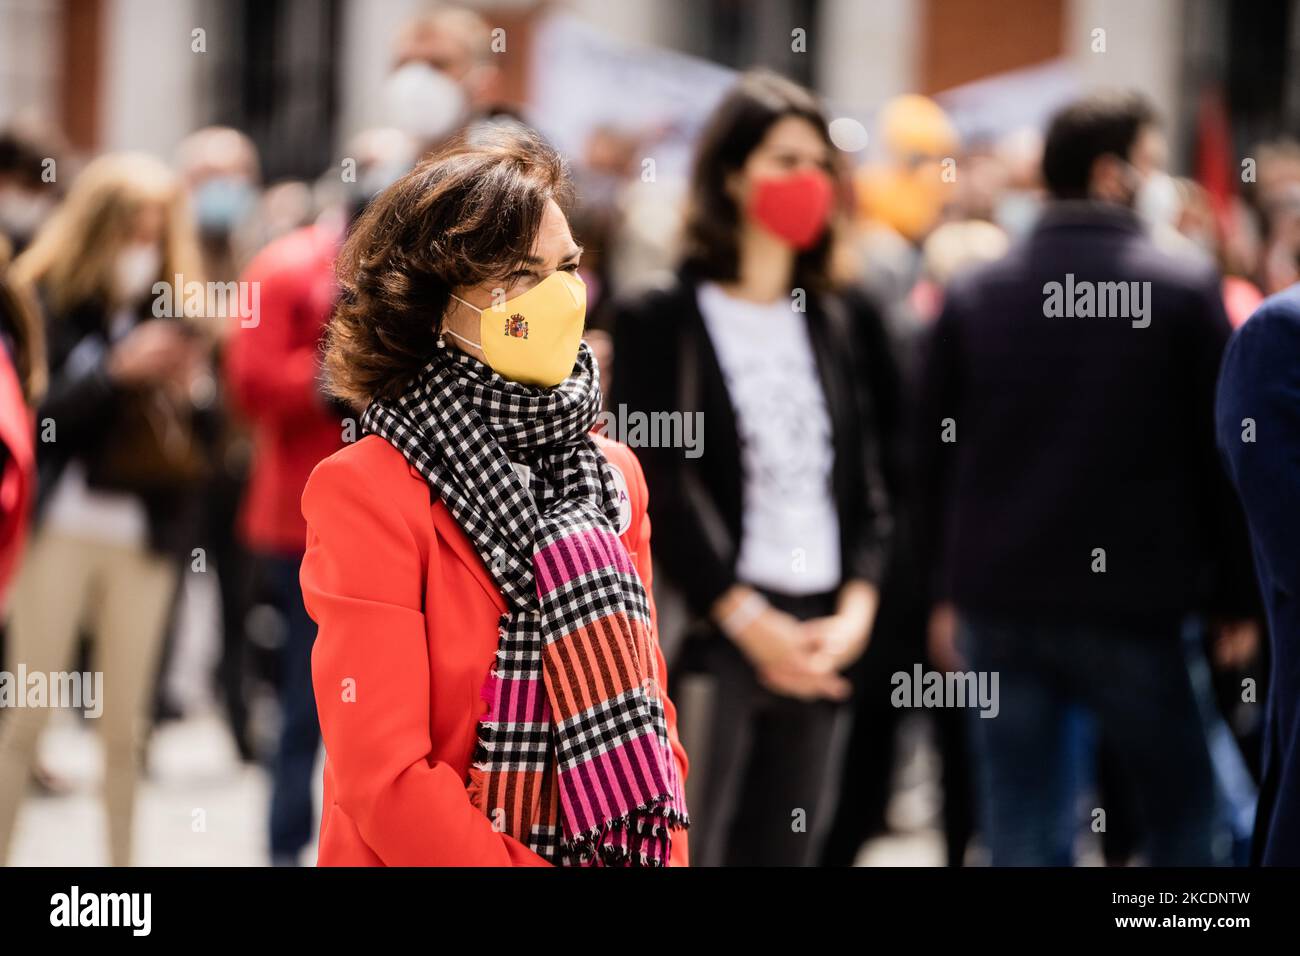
[{"xmin": 504, "ymin": 313, "xmax": 528, "ymax": 339}]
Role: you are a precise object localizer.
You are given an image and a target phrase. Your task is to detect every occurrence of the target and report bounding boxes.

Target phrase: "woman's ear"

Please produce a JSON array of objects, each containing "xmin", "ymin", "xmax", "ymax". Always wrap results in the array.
[{"xmin": 438, "ymin": 289, "xmax": 485, "ymax": 355}]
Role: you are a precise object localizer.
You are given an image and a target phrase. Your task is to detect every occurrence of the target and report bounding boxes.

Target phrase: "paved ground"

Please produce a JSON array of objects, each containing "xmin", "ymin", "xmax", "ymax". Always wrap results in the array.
[
  {"xmin": 6, "ymin": 569, "xmax": 955, "ymax": 866},
  {"xmin": 8, "ymin": 709, "xmax": 313, "ymax": 867},
  {"xmin": 8, "ymin": 707, "xmax": 944, "ymax": 866}
]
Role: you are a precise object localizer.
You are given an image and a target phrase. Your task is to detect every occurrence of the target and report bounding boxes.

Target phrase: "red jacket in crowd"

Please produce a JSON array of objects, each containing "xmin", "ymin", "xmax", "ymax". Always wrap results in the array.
[
  {"xmin": 0, "ymin": 344, "xmax": 33, "ymax": 602},
  {"xmin": 226, "ymin": 222, "xmax": 345, "ymax": 556}
]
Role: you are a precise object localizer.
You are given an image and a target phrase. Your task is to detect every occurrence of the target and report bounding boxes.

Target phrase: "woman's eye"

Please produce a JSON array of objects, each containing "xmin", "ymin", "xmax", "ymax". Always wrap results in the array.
[{"xmin": 559, "ymin": 262, "xmax": 580, "ymax": 272}]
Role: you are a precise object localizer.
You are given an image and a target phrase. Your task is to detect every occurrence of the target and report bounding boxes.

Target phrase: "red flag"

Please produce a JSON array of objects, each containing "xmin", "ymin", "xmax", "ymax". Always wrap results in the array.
[{"xmin": 1195, "ymin": 86, "xmax": 1237, "ymax": 244}]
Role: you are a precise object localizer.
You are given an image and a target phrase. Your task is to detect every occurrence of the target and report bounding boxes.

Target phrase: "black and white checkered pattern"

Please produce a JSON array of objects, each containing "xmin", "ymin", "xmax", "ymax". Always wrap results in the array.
[
  {"xmin": 361, "ymin": 341, "xmax": 683, "ymax": 863},
  {"xmin": 361, "ymin": 341, "xmax": 619, "ymax": 610},
  {"xmin": 553, "ymin": 690, "xmax": 668, "ymax": 772}
]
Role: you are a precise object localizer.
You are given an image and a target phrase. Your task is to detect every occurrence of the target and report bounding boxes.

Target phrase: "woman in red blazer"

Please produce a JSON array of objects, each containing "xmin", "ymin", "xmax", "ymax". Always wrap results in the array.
[{"xmin": 301, "ymin": 127, "xmax": 689, "ymax": 866}]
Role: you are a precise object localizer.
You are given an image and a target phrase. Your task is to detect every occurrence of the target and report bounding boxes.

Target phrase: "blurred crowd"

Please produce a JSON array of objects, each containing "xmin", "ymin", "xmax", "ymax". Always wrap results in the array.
[{"xmin": 0, "ymin": 3, "xmax": 1291, "ymax": 866}]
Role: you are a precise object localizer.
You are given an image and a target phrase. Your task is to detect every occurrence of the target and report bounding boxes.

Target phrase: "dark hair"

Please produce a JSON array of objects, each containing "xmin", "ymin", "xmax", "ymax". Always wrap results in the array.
[
  {"xmin": 0, "ymin": 124, "xmax": 63, "ymax": 191},
  {"xmin": 681, "ymin": 70, "xmax": 846, "ymax": 290},
  {"xmin": 326, "ymin": 126, "xmax": 571, "ymax": 408},
  {"xmin": 1041, "ymin": 91, "xmax": 1159, "ymax": 200}
]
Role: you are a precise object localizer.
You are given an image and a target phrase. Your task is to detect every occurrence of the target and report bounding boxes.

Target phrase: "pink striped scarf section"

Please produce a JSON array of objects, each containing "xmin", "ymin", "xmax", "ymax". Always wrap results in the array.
[{"xmin": 470, "ymin": 521, "xmax": 688, "ymax": 865}]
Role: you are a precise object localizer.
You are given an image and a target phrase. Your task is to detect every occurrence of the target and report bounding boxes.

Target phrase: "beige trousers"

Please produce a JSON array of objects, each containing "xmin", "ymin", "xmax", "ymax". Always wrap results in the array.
[{"xmin": 0, "ymin": 528, "xmax": 177, "ymax": 865}]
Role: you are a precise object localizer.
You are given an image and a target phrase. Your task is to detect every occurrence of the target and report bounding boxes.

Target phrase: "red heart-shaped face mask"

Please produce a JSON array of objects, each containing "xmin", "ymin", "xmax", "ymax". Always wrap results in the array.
[{"xmin": 748, "ymin": 168, "xmax": 835, "ymax": 250}]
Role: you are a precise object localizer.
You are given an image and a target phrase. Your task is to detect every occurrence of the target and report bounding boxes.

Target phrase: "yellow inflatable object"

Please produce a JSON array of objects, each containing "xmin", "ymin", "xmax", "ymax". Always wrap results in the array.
[{"xmin": 856, "ymin": 95, "xmax": 961, "ymax": 241}]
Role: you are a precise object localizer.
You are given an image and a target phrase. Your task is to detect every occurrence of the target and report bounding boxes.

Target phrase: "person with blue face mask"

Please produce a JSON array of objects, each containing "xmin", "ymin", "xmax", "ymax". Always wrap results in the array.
[
  {"xmin": 192, "ymin": 175, "xmax": 257, "ymax": 237},
  {"xmin": 174, "ymin": 126, "xmax": 264, "ymax": 769},
  {"xmin": 176, "ymin": 127, "xmax": 261, "ymax": 281}
]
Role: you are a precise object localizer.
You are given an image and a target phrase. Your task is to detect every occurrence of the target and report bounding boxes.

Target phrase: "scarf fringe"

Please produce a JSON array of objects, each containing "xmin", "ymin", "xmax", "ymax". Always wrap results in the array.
[
  {"xmin": 368, "ymin": 362, "xmax": 691, "ymax": 866},
  {"xmin": 470, "ymin": 711, "xmax": 691, "ymax": 868},
  {"xmin": 565, "ymin": 797, "xmax": 690, "ymax": 867},
  {"xmin": 469, "ymin": 726, "xmax": 495, "ymax": 768},
  {"xmin": 465, "ymin": 762, "xmax": 488, "ymax": 810}
]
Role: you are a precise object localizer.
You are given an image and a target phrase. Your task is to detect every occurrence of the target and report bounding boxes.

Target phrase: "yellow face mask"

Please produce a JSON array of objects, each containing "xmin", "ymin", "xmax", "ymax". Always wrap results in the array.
[{"xmin": 445, "ymin": 270, "xmax": 587, "ymax": 387}]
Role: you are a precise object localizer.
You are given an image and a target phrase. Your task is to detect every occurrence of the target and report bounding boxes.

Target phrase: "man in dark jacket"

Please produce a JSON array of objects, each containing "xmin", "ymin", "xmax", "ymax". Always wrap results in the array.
[
  {"xmin": 916, "ymin": 92, "xmax": 1258, "ymax": 865},
  {"xmin": 1216, "ymin": 287, "xmax": 1300, "ymax": 865}
]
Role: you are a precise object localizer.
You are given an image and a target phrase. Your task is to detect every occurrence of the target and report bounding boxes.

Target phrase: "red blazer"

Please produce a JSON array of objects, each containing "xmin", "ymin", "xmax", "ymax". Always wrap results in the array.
[
  {"xmin": 0, "ymin": 345, "xmax": 33, "ymax": 604},
  {"xmin": 226, "ymin": 223, "xmax": 344, "ymax": 555},
  {"xmin": 300, "ymin": 432, "xmax": 690, "ymax": 866}
]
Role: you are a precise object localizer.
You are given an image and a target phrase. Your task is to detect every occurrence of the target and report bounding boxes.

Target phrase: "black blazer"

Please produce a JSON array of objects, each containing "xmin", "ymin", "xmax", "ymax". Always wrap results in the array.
[
  {"xmin": 608, "ymin": 271, "xmax": 891, "ymax": 617},
  {"xmin": 915, "ymin": 202, "xmax": 1257, "ymax": 624},
  {"xmin": 35, "ymin": 291, "xmax": 214, "ymax": 556}
]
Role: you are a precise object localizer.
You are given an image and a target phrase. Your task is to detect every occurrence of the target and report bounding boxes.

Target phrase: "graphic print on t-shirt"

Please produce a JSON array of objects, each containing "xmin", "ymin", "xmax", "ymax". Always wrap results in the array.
[{"xmin": 697, "ymin": 283, "xmax": 841, "ymax": 594}]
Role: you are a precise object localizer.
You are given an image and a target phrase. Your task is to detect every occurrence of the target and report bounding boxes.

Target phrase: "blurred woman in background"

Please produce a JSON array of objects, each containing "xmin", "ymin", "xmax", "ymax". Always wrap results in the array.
[
  {"xmin": 0, "ymin": 153, "xmax": 213, "ymax": 865},
  {"xmin": 609, "ymin": 71, "xmax": 891, "ymax": 866}
]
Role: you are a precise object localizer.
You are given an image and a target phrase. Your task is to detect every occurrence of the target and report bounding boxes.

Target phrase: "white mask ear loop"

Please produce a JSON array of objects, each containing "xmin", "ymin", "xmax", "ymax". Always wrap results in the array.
[
  {"xmin": 448, "ymin": 292, "xmax": 483, "ymax": 314},
  {"xmin": 440, "ymin": 292, "xmax": 484, "ymax": 352},
  {"xmin": 441, "ymin": 327, "xmax": 482, "ymax": 351}
]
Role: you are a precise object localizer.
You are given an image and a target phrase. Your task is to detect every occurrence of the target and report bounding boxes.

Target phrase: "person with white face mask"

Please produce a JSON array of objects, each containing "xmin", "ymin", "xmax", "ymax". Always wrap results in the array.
[
  {"xmin": 112, "ymin": 241, "xmax": 165, "ymax": 304},
  {"xmin": 0, "ymin": 124, "xmax": 64, "ymax": 255},
  {"xmin": 381, "ymin": 6, "xmax": 504, "ymax": 153},
  {"xmin": 0, "ymin": 153, "xmax": 214, "ymax": 867},
  {"xmin": 916, "ymin": 92, "xmax": 1258, "ymax": 867},
  {"xmin": 384, "ymin": 60, "xmax": 470, "ymax": 145},
  {"xmin": 0, "ymin": 187, "xmax": 55, "ymax": 253}
]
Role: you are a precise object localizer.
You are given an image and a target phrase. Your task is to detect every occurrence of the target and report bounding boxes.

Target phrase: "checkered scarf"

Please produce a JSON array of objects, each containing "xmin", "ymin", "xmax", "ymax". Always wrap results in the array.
[{"xmin": 360, "ymin": 341, "xmax": 688, "ymax": 866}]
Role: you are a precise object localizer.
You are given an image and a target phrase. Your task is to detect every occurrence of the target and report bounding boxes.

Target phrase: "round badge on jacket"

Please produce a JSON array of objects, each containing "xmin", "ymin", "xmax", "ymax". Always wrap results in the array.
[{"xmin": 606, "ymin": 462, "xmax": 633, "ymax": 536}]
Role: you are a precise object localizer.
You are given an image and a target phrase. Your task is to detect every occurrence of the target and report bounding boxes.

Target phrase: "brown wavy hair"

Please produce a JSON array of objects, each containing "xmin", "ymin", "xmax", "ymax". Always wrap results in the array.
[{"xmin": 326, "ymin": 126, "xmax": 572, "ymax": 409}]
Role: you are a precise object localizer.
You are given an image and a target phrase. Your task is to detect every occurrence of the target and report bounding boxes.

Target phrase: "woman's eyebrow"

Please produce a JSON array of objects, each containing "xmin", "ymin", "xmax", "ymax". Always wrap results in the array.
[{"xmin": 515, "ymin": 245, "xmax": 582, "ymax": 270}]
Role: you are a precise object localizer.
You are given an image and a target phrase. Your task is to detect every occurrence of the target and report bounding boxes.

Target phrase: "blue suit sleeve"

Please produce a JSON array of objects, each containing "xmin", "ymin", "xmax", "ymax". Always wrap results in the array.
[{"xmin": 1216, "ymin": 299, "xmax": 1300, "ymax": 591}]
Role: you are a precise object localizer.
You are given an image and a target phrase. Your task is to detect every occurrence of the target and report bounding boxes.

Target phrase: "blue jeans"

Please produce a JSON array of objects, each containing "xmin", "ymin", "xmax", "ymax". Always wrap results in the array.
[
  {"xmin": 265, "ymin": 553, "xmax": 321, "ymax": 863},
  {"xmin": 960, "ymin": 613, "xmax": 1224, "ymax": 866}
]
